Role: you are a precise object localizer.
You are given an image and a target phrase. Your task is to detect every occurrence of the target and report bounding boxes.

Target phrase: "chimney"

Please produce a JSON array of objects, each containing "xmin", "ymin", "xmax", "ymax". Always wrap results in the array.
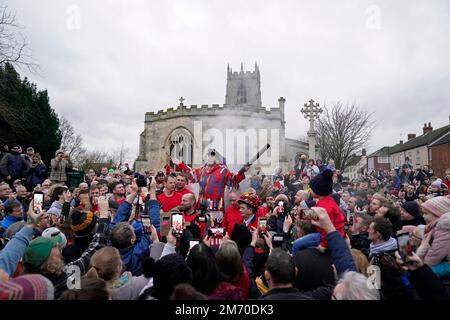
[
  {"xmin": 362, "ymin": 148, "xmax": 367, "ymax": 156},
  {"xmin": 423, "ymin": 122, "xmax": 433, "ymax": 134},
  {"xmin": 407, "ymin": 133, "xmax": 416, "ymax": 141}
]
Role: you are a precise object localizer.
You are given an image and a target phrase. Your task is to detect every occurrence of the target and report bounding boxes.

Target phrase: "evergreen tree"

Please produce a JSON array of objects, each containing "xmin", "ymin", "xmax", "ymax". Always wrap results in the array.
[{"xmin": 0, "ymin": 62, "xmax": 61, "ymax": 163}]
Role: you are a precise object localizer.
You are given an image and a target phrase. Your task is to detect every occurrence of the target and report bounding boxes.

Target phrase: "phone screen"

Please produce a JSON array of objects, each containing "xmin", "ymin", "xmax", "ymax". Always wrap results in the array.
[
  {"xmin": 33, "ymin": 193, "xmax": 44, "ymax": 213},
  {"xmin": 141, "ymin": 215, "xmax": 151, "ymax": 227},
  {"xmin": 397, "ymin": 232, "xmax": 412, "ymax": 260},
  {"xmin": 259, "ymin": 218, "xmax": 267, "ymax": 229},
  {"xmin": 172, "ymin": 214, "xmax": 184, "ymax": 234},
  {"xmin": 189, "ymin": 240, "xmax": 199, "ymax": 250}
]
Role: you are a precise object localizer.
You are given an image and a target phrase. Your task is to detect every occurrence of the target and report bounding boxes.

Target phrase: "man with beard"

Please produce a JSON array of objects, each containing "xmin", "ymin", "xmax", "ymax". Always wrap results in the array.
[
  {"xmin": 222, "ymin": 191, "xmax": 243, "ymax": 236},
  {"xmin": 22, "ymin": 197, "xmax": 110, "ymax": 298},
  {"xmin": 0, "ymin": 143, "xmax": 30, "ymax": 186},
  {"xmin": 108, "ymin": 181, "xmax": 127, "ymax": 215},
  {"xmin": 403, "ymin": 184, "xmax": 419, "ymax": 202},
  {"xmin": 175, "ymin": 173, "xmax": 194, "ymax": 196},
  {"xmin": 179, "ymin": 193, "xmax": 208, "ymax": 239}
]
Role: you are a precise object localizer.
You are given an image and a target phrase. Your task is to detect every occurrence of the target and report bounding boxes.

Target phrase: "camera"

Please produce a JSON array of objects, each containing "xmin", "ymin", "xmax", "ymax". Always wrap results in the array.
[{"xmin": 136, "ymin": 174, "xmax": 148, "ymax": 188}]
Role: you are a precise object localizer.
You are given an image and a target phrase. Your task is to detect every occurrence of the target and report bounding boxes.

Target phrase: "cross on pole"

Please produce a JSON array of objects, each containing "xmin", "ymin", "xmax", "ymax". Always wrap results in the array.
[
  {"xmin": 301, "ymin": 99, "xmax": 322, "ymax": 132},
  {"xmin": 179, "ymin": 96, "xmax": 185, "ymax": 106}
]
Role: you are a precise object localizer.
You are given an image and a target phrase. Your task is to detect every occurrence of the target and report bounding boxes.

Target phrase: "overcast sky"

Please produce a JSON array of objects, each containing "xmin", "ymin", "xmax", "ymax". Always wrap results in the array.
[{"xmin": 5, "ymin": 0, "xmax": 450, "ymax": 163}]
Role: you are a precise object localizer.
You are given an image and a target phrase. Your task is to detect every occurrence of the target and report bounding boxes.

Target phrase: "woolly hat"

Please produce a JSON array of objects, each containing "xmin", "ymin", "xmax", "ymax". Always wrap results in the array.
[
  {"xmin": 309, "ymin": 169, "xmax": 334, "ymax": 196},
  {"xmin": 421, "ymin": 196, "xmax": 450, "ymax": 218},
  {"xmin": 55, "ymin": 149, "xmax": 64, "ymax": 157},
  {"xmin": 42, "ymin": 227, "xmax": 67, "ymax": 249},
  {"xmin": 402, "ymin": 201, "xmax": 421, "ymax": 219},
  {"xmin": 23, "ymin": 237, "xmax": 63, "ymax": 269},
  {"xmin": 70, "ymin": 209, "xmax": 97, "ymax": 238},
  {"xmin": 0, "ymin": 275, "xmax": 54, "ymax": 300},
  {"xmin": 431, "ymin": 179, "xmax": 443, "ymax": 189}
]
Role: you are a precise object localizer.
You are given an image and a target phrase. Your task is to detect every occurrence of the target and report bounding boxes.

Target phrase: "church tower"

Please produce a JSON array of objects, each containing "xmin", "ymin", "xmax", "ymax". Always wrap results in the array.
[{"xmin": 225, "ymin": 62, "xmax": 262, "ymax": 107}]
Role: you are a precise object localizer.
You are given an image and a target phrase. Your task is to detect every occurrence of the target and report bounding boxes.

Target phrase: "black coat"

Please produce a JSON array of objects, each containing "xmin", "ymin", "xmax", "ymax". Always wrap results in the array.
[
  {"xmin": 350, "ymin": 233, "xmax": 371, "ymax": 258},
  {"xmin": 259, "ymin": 287, "xmax": 314, "ymax": 300}
]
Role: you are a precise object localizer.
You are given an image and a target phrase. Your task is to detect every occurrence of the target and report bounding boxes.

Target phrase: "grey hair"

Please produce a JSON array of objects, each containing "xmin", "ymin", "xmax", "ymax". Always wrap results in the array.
[{"xmin": 334, "ymin": 271, "xmax": 380, "ymax": 300}]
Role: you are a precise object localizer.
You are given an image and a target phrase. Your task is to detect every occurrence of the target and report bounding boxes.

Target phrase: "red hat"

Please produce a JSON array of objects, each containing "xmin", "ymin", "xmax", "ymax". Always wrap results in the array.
[{"xmin": 238, "ymin": 192, "xmax": 261, "ymax": 210}]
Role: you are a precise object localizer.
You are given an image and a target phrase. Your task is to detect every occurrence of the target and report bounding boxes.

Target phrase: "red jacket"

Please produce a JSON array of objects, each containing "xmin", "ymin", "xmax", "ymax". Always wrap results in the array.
[
  {"xmin": 316, "ymin": 195, "xmax": 346, "ymax": 247},
  {"xmin": 223, "ymin": 204, "xmax": 244, "ymax": 236}
]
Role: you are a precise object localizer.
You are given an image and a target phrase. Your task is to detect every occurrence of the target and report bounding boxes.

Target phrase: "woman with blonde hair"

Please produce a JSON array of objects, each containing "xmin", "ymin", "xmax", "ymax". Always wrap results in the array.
[
  {"xmin": 88, "ymin": 246, "xmax": 151, "ymax": 300},
  {"xmin": 351, "ymin": 249, "xmax": 370, "ymax": 276}
]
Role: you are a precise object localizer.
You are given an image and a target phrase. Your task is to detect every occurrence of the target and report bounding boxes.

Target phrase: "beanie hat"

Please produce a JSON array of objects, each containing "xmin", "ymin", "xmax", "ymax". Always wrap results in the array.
[
  {"xmin": 23, "ymin": 237, "xmax": 61, "ymax": 269},
  {"xmin": 402, "ymin": 201, "xmax": 420, "ymax": 219},
  {"xmin": 431, "ymin": 179, "xmax": 443, "ymax": 189},
  {"xmin": 42, "ymin": 227, "xmax": 68, "ymax": 249},
  {"xmin": 309, "ymin": 169, "xmax": 334, "ymax": 196},
  {"xmin": 70, "ymin": 209, "xmax": 98, "ymax": 237},
  {"xmin": 0, "ymin": 274, "xmax": 54, "ymax": 300},
  {"xmin": 421, "ymin": 196, "xmax": 450, "ymax": 218},
  {"xmin": 108, "ymin": 168, "xmax": 114, "ymax": 174},
  {"xmin": 55, "ymin": 149, "xmax": 64, "ymax": 157}
]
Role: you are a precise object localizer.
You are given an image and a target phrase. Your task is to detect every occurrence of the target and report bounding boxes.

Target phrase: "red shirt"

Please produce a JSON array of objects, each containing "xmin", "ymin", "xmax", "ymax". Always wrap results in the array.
[
  {"xmin": 158, "ymin": 191, "xmax": 182, "ymax": 212},
  {"xmin": 223, "ymin": 204, "xmax": 244, "ymax": 236},
  {"xmin": 176, "ymin": 187, "xmax": 195, "ymax": 197}
]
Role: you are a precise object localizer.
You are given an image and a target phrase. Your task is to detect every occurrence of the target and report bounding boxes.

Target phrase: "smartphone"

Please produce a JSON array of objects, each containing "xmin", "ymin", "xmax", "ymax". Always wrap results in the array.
[
  {"xmin": 160, "ymin": 212, "xmax": 171, "ymax": 237},
  {"xmin": 189, "ymin": 240, "xmax": 199, "ymax": 251},
  {"xmin": 397, "ymin": 232, "xmax": 413, "ymax": 261},
  {"xmin": 208, "ymin": 228, "xmax": 225, "ymax": 247},
  {"xmin": 171, "ymin": 213, "xmax": 184, "ymax": 235},
  {"xmin": 301, "ymin": 209, "xmax": 318, "ymax": 220},
  {"xmin": 141, "ymin": 214, "xmax": 151, "ymax": 227},
  {"xmin": 33, "ymin": 192, "xmax": 44, "ymax": 213},
  {"xmin": 272, "ymin": 234, "xmax": 284, "ymax": 248},
  {"xmin": 258, "ymin": 217, "xmax": 268, "ymax": 236}
]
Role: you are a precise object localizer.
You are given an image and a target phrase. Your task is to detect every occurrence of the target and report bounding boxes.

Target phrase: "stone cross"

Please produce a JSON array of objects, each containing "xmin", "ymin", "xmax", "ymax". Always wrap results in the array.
[
  {"xmin": 300, "ymin": 99, "xmax": 323, "ymax": 160},
  {"xmin": 179, "ymin": 96, "xmax": 185, "ymax": 106}
]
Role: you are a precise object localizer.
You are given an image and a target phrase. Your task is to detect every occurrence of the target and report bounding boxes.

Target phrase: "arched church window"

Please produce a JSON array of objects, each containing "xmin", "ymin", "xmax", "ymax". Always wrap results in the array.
[
  {"xmin": 168, "ymin": 127, "xmax": 193, "ymax": 167},
  {"xmin": 237, "ymin": 81, "xmax": 247, "ymax": 104}
]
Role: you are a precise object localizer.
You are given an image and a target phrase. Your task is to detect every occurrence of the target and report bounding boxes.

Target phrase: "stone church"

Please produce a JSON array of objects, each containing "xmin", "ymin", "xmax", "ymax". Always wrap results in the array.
[{"xmin": 135, "ymin": 63, "xmax": 308, "ymax": 175}]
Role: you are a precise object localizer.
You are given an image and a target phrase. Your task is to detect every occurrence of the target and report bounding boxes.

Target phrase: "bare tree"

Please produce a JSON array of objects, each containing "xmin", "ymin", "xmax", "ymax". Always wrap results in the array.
[
  {"xmin": 0, "ymin": 6, "xmax": 39, "ymax": 73},
  {"xmin": 59, "ymin": 116, "xmax": 86, "ymax": 165},
  {"xmin": 110, "ymin": 143, "xmax": 131, "ymax": 166},
  {"xmin": 316, "ymin": 102, "xmax": 374, "ymax": 171}
]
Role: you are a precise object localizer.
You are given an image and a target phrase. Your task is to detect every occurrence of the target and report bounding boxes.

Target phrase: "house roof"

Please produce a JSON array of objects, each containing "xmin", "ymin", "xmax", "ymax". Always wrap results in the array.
[
  {"xmin": 429, "ymin": 130, "xmax": 450, "ymax": 147},
  {"xmin": 389, "ymin": 125, "xmax": 450, "ymax": 154},
  {"xmin": 347, "ymin": 155, "xmax": 362, "ymax": 167},
  {"xmin": 367, "ymin": 146, "xmax": 390, "ymax": 158}
]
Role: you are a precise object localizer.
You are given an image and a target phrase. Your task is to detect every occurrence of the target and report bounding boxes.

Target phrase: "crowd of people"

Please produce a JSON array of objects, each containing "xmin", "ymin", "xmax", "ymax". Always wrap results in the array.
[{"xmin": 1, "ymin": 143, "xmax": 450, "ymax": 301}]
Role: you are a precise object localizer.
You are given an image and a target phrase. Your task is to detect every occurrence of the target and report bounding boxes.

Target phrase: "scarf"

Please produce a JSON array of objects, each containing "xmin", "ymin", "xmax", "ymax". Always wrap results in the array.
[{"xmin": 369, "ymin": 237, "xmax": 398, "ymax": 257}]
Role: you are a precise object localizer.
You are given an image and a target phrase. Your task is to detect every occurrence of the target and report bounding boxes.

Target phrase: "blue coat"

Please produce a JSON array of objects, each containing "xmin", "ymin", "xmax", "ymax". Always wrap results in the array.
[
  {"xmin": 111, "ymin": 199, "xmax": 160, "ymax": 276},
  {"xmin": 0, "ymin": 152, "xmax": 30, "ymax": 178},
  {"xmin": 26, "ymin": 163, "xmax": 48, "ymax": 188}
]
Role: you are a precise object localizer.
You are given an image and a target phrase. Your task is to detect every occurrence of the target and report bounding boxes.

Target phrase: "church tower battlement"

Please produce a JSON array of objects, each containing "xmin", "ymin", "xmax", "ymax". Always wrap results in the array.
[{"xmin": 225, "ymin": 62, "xmax": 262, "ymax": 107}]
